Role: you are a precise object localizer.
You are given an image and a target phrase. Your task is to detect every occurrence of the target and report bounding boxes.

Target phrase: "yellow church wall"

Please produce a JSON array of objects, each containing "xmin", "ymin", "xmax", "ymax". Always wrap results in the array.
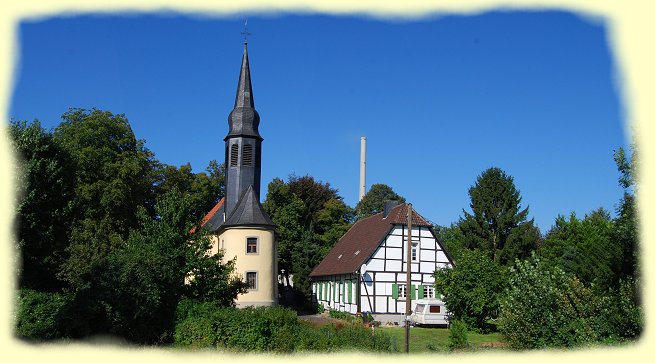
[{"xmin": 212, "ymin": 227, "xmax": 277, "ymax": 307}]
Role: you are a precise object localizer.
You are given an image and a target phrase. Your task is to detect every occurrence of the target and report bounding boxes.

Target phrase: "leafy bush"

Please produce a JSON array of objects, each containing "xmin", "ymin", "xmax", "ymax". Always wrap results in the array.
[
  {"xmin": 174, "ymin": 301, "xmax": 390, "ymax": 353},
  {"xmin": 15, "ymin": 289, "xmax": 68, "ymax": 340},
  {"xmin": 498, "ymin": 255, "xmax": 599, "ymax": 349},
  {"xmin": 328, "ymin": 308, "xmax": 352, "ymax": 321},
  {"xmin": 448, "ymin": 319, "xmax": 469, "ymax": 351},
  {"xmin": 434, "ymin": 249, "xmax": 507, "ymax": 332}
]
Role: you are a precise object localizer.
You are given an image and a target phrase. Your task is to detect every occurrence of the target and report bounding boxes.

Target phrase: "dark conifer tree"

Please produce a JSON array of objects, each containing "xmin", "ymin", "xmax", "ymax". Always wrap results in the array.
[{"xmin": 458, "ymin": 167, "xmax": 540, "ymax": 265}]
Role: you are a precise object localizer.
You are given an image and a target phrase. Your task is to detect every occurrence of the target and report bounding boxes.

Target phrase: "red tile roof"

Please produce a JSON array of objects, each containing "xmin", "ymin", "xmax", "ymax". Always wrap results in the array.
[
  {"xmin": 309, "ymin": 203, "xmax": 431, "ymax": 277},
  {"xmin": 189, "ymin": 197, "xmax": 225, "ymax": 234}
]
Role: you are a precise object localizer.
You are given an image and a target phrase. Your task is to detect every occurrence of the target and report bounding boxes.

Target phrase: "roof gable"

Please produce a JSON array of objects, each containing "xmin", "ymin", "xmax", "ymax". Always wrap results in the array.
[{"xmin": 309, "ymin": 203, "xmax": 431, "ymax": 277}]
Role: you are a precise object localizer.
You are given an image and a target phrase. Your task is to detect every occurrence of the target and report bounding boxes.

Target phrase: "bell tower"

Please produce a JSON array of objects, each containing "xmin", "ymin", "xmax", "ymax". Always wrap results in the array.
[{"xmin": 224, "ymin": 41, "xmax": 263, "ymax": 217}]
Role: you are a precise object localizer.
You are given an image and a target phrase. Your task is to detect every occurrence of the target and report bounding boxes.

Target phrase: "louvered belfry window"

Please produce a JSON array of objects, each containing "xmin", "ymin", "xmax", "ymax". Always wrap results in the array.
[
  {"xmin": 242, "ymin": 144, "xmax": 253, "ymax": 166},
  {"xmin": 230, "ymin": 144, "xmax": 239, "ymax": 167}
]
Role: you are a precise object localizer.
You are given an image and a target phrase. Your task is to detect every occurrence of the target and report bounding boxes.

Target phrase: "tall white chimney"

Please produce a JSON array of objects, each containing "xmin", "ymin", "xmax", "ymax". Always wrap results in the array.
[{"xmin": 359, "ymin": 136, "xmax": 366, "ymax": 201}]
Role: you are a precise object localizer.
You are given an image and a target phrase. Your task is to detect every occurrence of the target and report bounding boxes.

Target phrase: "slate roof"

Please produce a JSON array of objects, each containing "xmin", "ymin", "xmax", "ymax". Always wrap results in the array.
[
  {"xmin": 223, "ymin": 185, "xmax": 274, "ymax": 229},
  {"xmin": 226, "ymin": 42, "xmax": 262, "ymax": 141},
  {"xmin": 309, "ymin": 203, "xmax": 432, "ymax": 277}
]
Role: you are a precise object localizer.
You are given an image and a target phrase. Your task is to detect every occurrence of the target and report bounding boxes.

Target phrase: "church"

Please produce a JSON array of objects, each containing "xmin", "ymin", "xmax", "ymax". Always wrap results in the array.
[{"xmin": 195, "ymin": 39, "xmax": 278, "ymax": 307}]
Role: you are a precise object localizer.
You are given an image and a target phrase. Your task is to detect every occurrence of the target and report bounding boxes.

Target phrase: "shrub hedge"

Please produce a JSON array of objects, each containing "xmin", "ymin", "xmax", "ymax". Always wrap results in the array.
[{"xmin": 174, "ymin": 300, "xmax": 390, "ymax": 353}]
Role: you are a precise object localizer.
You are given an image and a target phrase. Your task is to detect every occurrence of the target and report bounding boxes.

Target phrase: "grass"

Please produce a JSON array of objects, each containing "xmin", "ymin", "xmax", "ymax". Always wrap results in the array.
[{"xmin": 382, "ymin": 326, "xmax": 504, "ymax": 353}]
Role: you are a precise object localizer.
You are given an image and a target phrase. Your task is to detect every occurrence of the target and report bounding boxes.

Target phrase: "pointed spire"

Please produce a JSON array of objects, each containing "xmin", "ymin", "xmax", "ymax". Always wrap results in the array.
[
  {"xmin": 234, "ymin": 43, "xmax": 255, "ymax": 109},
  {"xmin": 226, "ymin": 42, "xmax": 261, "ymax": 140}
]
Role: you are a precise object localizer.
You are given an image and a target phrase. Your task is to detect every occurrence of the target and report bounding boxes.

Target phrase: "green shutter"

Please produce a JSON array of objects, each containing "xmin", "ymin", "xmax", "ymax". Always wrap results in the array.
[
  {"xmin": 418, "ymin": 285, "xmax": 425, "ymax": 299},
  {"xmin": 392, "ymin": 284, "xmax": 399, "ymax": 299},
  {"xmin": 347, "ymin": 280, "xmax": 352, "ymax": 304},
  {"xmin": 324, "ymin": 282, "xmax": 327, "ymax": 300},
  {"xmin": 410, "ymin": 285, "xmax": 416, "ymax": 299}
]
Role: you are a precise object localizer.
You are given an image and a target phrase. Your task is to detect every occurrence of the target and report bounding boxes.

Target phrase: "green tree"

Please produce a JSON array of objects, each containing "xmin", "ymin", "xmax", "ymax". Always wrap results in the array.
[
  {"xmin": 354, "ymin": 183, "xmax": 405, "ymax": 220},
  {"xmin": 62, "ymin": 190, "xmax": 247, "ymax": 343},
  {"xmin": 613, "ymin": 145, "xmax": 639, "ymax": 281},
  {"xmin": 433, "ymin": 249, "xmax": 507, "ymax": 331},
  {"xmin": 539, "ymin": 209, "xmax": 616, "ymax": 289},
  {"xmin": 458, "ymin": 167, "xmax": 540, "ymax": 265},
  {"xmin": 152, "ymin": 160, "xmax": 225, "ymax": 222},
  {"xmin": 433, "ymin": 223, "xmax": 466, "ymax": 262},
  {"xmin": 9, "ymin": 120, "xmax": 75, "ymax": 291},
  {"xmin": 263, "ymin": 175, "xmax": 352, "ymax": 306},
  {"xmin": 54, "ymin": 108, "xmax": 157, "ymax": 286},
  {"xmin": 499, "ymin": 254, "xmax": 601, "ymax": 349}
]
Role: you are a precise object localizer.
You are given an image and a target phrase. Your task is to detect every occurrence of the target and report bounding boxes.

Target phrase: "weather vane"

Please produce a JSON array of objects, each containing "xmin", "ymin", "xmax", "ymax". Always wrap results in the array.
[{"xmin": 241, "ymin": 19, "xmax": 251, "ymax": 44}]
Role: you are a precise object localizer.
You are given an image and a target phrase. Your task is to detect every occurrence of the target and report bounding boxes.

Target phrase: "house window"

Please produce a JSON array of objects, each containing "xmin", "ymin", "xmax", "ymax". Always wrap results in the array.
[
  {"xmin": 246, "ymin": 271, "xmax": 258, "ymax": 290},
  {"xmin": 392, "ymin": 284, "xmax": 417, "ymax": 300},
  {"xmin": 411, "ymin": 243, "xmax": 418, "ymax": 261},
  {"xmin": 230, "ymin": 144, "xmax": 239, "ymax": 167},
  {"xmin": 246, "ymin": 237, "xmax": 258, "ymax": 254},
  {"xmin": 424, "ymin": 285, "xmax": 435, "ymax": 299}
]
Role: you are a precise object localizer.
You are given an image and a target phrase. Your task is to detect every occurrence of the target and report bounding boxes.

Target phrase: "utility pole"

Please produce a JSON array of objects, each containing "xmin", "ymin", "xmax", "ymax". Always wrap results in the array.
[{"xmin": 405, "ymin": 203, "xmax": 413, "ymax": 353}]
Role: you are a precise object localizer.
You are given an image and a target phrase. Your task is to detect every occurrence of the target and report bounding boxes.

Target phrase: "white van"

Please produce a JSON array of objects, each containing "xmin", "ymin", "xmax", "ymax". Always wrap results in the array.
[{"xmin": 410, "ymin": 299, "xmax": 450, "ymax": 327}]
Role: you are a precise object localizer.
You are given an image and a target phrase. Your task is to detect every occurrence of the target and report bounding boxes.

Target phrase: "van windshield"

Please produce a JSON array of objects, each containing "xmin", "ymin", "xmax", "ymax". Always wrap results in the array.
[{"xmin": 415, "ymin": 304, "xmax": 424, "ymax": 313}]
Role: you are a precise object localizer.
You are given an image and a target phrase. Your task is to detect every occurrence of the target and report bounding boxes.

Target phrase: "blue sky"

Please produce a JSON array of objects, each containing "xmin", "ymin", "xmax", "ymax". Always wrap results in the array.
[{"xmin": 9, "ymin": 10, "xmax": 628, "ymax": 232}]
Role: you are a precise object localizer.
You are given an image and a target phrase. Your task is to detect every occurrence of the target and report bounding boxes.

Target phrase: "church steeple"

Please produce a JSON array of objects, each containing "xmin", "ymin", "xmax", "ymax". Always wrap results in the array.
[
  {"xmin": 224, "ymin": 41, "xmax": 264, "ymax": 217},
  {"xmin": 226, "ymin": 43, "xmax": 262, "ymax": 141}
]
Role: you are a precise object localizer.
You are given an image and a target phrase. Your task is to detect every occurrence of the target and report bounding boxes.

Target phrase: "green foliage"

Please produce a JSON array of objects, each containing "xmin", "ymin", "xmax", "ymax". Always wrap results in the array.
[
  {"xmin": 152, "ymin": 160, "xmax": 225, "ymax": 222},
  {"xmin": 434, "ymin": 249, "xmax": 506, "ymax": 331},
  {"xmin": 354, "ymin": 183, "xmax": 405, "ymax": 220},
  {"xmin": 15, "ymin": 289, "xmax": 69, "ymax": 340},
  {"xmin": 54, "ymin": 108, "xmax": 157, "ymax": 286},
  {"xmin": 448, "ymin": 319, "xmax": 469, "ymax": 351},
  {"xmin": 58, "ymin": 190, "xmax": 246, "ymax": 343},
  {"xmin": 498, "ymin": 255, "xmax": 601, "ymax": 349},
  {"xmin": 433, "ymin": 223, "xmax": 466, "ymax": 262},
  {"xmin": 9, "ymin": 120, "xmax": 75, "ymax": 291},
  {"xmin": 328, "ymin": 308, "xmax": 352, "ymax": 321},
  {"xmin": 263, "ymin": 175, "xmax": 352, "ymax": 306},
  {"xmin": 539, "ymin": 209, "xmax": 616, "ymax": 289},
  {"xmin": 459, "ymin": 167, "xmax": 540, "ymax": 265},
  {"xmin": 174, "ymin": 302, "xmax": 390, "ymax": 353}
]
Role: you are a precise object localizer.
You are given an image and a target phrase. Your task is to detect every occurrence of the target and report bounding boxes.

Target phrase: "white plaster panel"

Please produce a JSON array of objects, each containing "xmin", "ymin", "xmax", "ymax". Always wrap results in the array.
[
  {"xmin": 387, "ymin": 260, "xmax": 402, "ymax": 271},
  {"xmin": 386, "ymin": 246, "xmax": 402, "ymax": 259},
  {"xmin": 375, "ymin": 282, "xmax": 388, "ymax": 295},
  {"xmin": 385, "ymin": 235, "xmax": 403, "ymax": 248},
  {"xmin": 421, "ymin": 249, "xmax": 435, "ymax": 261},
  {"xmin": 375, "ymin": 272, "xmax": 396, "ymax": 281},
  {"xmin": 369, "ymin": 246, "xmax": 384, "ymax": 259},
  {"xmin": 360, "ymin": 296, "xmax": 372, "ymax": 312},
  {"xmin": 437, "ymin": 251, "xmax": 449, "ymax": 262},
  {"xmin": 375, "ymin": 297, "xmax": 388, "ymax": 313},
  {"xmin": 420, "ymin": 262, "xmax": 435, "ymax": 274},
  {"xmin": 390, "ymin": 226, "xmax": 404, "ymax": 236},
  {"xmin": 397, "ymin": 302, "xmax": 407, "ymax": 314},
  {"xmin": 422, "ymin": 274, "xmax": 435, "ymax": 284},
  {"xmin": 366, "ymin": 258, "xmax": 384, "ymax": 271},
  {"xmin": 420, "ymin": 237, "xmax": 435, "ymax": 249},
  {"xmin": 420, "ymin": 227, "xmax": 433, "ymax": 237}
]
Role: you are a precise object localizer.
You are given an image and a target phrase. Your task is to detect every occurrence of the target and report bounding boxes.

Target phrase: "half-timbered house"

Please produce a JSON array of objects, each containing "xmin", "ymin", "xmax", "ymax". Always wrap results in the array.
[{"xmin": 309, "ymin": 201, "xmax": 454, "ymax": 319}]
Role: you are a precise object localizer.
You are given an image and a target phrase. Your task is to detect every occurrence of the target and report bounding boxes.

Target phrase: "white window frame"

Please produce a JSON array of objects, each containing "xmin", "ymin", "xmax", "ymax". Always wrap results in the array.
[
  {"xmin": 246, "ymin": 271, "xmax": 258, "ymax": 290},
  {"xmin": 411, "ymin": 242, "xmax": 419, "ymax": 261},
  {"xmin": 246, "ymin": 237, "xmax": 258, "ymax": 254},
  {"xmin": 424, "ymin": 285, "xmax": 435, "ymax": 299},
  {"xmin": 398, "ymin": 284, "xmax": 407, "ymax": 298}
]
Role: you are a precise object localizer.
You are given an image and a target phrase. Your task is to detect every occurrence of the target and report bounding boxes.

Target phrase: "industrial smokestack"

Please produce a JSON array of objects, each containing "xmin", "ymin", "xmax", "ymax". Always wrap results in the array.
[{"xmin": 359, "ymin": 136, "xmax": 366, "ymax": 201}]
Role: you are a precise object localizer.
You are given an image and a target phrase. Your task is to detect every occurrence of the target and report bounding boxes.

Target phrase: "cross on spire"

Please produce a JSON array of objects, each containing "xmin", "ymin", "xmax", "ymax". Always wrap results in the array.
[{"xmin": 241, "ymin": 20, "xmax": 251, "ymax": 44}]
